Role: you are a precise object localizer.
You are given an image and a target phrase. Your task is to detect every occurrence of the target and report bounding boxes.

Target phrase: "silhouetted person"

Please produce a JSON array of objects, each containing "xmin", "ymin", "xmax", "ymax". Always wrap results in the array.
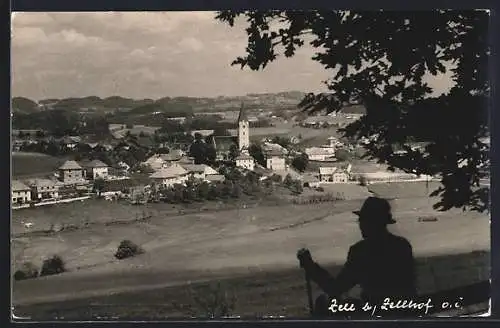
[{"xmin": 297, "ymin": 197, "xmax": 417, "ymax": 317}]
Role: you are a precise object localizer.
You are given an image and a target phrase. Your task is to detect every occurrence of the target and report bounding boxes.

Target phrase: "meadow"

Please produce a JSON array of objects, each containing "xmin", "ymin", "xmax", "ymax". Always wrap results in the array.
[
  {"xmin": 12, "ymin": 180, "xmax": 490, "ymax": 319},
  {"xmin": 12, "ymin": 152, "xmax": 68, "ymax": 178}
]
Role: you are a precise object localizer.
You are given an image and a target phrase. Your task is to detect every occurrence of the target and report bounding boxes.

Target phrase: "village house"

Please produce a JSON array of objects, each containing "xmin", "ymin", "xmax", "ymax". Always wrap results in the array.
[
  {"xmin": 318, "ymin": 164, "xmax": 352, "ymax": 183},
  {"xmin": 60, "ymin": 136, "xmax": 81, "ymax": 150},
  {"xmin": 143, "ymin": 150, "xmax": 187, "ymax": 170},
  {"xmin": 143, "ymin": 154, "xmax": 168, "ymax": 171},
  {"xmin": 205, "ymin": 174, "xmax": 225, "ymax": 183},
  {"xmin": 80, "ymin": 159, "xmax": 109, "ymax": 180},
  {"xmin": 181, "ymin": 163, "xmax": 218, "ymax": 180},
  {"xmin": 305, "ymin": 147, "xmax": 336, "ymax": 161},
  {"xmin": 25, "ymin": 178, "xmax": 61, "ymax": 200},
  {"xmin": 235, "ymin": 153, "xmax": 255, "ymax": 171},
  {"xmin": 58, "ymin": 160, "xmax": 86, "ymax": 184},
  {"xmin": 191, "ymin": 130, "xmax": 215, "ymax": 138},
  {"xmin": 301, "ymin": 173, "xmax": 321, "ymax": 188},
  {"xmin": 265, "ymin": 149, "xmax": 287, "ymax": 171},
  {"xmin": 326, "ymin": 136, "xmax": 342, "ymax": 148},
  {"xmin": 149, "ymin": 164, "xmax": 189, "ymax": 187},
  {"xmin": 165, "ymin": 117, "xmax": 187, "ymax": 124},
  {"xmin": 11, "ymin": 180, "xmax": 32, "ymax": 205}
]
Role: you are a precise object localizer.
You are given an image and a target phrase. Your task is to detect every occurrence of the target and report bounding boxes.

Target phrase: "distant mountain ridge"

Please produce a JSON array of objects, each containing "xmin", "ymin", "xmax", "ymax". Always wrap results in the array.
[{"xmin": 11, "ymin": 92, "xmax": 309, "ymax": 114}]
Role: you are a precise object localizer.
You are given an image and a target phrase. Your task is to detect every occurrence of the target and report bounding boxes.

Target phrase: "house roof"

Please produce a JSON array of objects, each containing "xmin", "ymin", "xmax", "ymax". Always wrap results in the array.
[
  {"xmin": 181, "ymin": 164, "xmax": 206, "ymax": 173},
  {"xmin": 236, "ymin": 153, "xmax": 254, "ymax": 161},
  {"xmin": 59, "ymin": 160, "xmax": 83, "ymax": 170},
  {"xmin": 12, "ymin": 180, "xmax": 30, "ymax": 191},
  {"xmin": 237, "ymin": 102, "xmax": 248, "ymax": 122},
  {"xmin": 61, "ymin": 136, "xmax": 81, "ymax": 144},
  {"xmin": 160, "ymin": 152, "xmax": 183, "ymax": 162},
  {"xmin": 191, "ymin": 129, "xmax": 214, "ymax": 137},
  {"xmin": 150, "ymin": 165, "xmax": 188, "ymax": 179},
  {"xmin": 265, "ymin": 149, "xmax": 285, "ymax": 157},
  {"xmin": 86, "ymin": 159, "xmax": 108, "ymax": 168},
  {"xmin": 24, "ymin": 178, "xmax": 60, "ymax": 188},
  {"xmin": 305, "ymin": 147, "xmax": 334, "ymax": 156},
  {"xmin": 319, "ymin": 167, "xmax": 338, "ymax": 175},
  {"xmin": 178, "ymin": 156, "xmax": 195, "ymax": 164},
  {"xmin": 205, "ymin": 174, "xmax": 225, "ymax": 182}
]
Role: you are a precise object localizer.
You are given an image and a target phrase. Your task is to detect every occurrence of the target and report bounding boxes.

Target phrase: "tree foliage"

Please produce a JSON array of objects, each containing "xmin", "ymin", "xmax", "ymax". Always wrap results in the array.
[
  {"xmin": 335, "ymin": 148, "xmax": 352, "ymax": 162},
  {"xmin": 248, "ymin": 143, "xmax": 266, "ymax": 167},
  {"xmin": 216, "ymin": 10, "xmax": 490, "ymax": 212},
  {"xmin": 291, "ymin": 153, "xmax": 309, "ymax": 172}
]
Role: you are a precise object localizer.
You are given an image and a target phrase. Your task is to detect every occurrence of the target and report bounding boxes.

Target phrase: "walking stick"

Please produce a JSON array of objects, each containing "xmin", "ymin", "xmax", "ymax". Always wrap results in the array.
[{"xmin": 305, "ymin": 271, "xmax": 314, "ymax": 316}]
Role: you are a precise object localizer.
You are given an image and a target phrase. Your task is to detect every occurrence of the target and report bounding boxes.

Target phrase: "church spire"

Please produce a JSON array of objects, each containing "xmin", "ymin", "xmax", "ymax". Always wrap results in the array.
[{"xmin": 237, "ymin": 102, "xmax": 248, "ymax": 122}]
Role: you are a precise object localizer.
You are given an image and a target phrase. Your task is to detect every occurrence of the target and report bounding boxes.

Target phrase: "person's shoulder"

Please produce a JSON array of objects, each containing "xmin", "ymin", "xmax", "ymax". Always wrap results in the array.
[
  {"xmin": 350, "ymin": 239, "xmax": 368, "ymax": 253},
  {"xmin": 390, "ymin": 234, "xmax": 413, "ymax": 249}
]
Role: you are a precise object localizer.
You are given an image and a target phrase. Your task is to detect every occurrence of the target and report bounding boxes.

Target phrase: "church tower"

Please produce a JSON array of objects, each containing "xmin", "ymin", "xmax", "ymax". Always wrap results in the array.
[{"xmin": 238, "ymin": 102, "xmax": 250, "ymax": 152}]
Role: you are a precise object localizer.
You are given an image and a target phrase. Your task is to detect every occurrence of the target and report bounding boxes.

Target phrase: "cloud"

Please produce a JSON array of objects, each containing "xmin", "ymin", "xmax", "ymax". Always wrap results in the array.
[{"xmin": 10, "ymin": 12, "xmax": 450, "ymax": 101}]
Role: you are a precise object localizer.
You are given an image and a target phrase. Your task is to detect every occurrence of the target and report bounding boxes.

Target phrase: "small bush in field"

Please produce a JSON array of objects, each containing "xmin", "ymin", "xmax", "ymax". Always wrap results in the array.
[
  {"xmin": 14, "ymin": 262, "xmax": 39, "ymax": 281},
  {"xmin": 174, "ymin": 282, "xmax": 237, "ymax": 318},
  {"xmin": 40, "ymin": 255, "xmax": 66, "ymax": 276},
  {"xmin": 115, "ymin": 240, "xmax": 144, "ymax": 260}
]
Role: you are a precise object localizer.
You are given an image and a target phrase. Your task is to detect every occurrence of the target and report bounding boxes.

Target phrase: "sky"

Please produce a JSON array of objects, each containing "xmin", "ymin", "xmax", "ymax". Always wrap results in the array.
[{"xmin": 11, "ymin": 12, "xmax": 453, "ymax": 101}]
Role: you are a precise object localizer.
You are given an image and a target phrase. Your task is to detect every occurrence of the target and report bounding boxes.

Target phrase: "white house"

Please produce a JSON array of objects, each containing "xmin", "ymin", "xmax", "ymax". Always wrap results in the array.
[
  {"xmin": 181, "ymin": 164, "xmax": 218, "ymax": 180},
  {"xmin": 12, "ymin": 180, "xmax": 31, "ymax": 205},
  {"xmin": 25, "ymin": 178, "xmax": 61, "ymax": 200},
  {"xmin": 117, "ymin": 161, "xmax": 130, "ymax": 171},
  {"xmin": 306, "ymin": 147, "xmax": 336, "ymax": 161},
  {"xmin": 149, "ymin": 164, "xmax": 188, "ymax": 186},
  {"xmin": 266, "ymin": 153, "xmax": 286, "ymax": 171},
  {"xmin": 143, "ymin": 151, "xmax": 185, "ymax": 171},
  {"xmin": 263, "ymin": 142, "xmax": 289, "ymax": 155},
  {"xmin": 235, "ymin": 153, "xmax": 255, "ymax": 171},
  {"xmin": 58, "ymin": 160, "xmax": 86, "ymax": 184},
  {"xmin": 81, "ymin": 159, "xmax": 109, "ymax": 180},
  {"xmin": 144, "ymin": 154, "xmax": 167, "ymax": 171},
  {"xmin": 319, "ymin": 167, "xmax": 350, "ymax": 183},
  {"xmin": 327, "ymin": 136, "xmax": 341, "ymax": 148}
]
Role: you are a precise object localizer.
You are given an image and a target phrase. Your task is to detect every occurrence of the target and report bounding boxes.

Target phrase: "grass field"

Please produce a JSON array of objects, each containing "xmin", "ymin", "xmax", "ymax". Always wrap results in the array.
[{"xmin": 12, "ymin": 152, "xmax": 69, "ymax": 178}]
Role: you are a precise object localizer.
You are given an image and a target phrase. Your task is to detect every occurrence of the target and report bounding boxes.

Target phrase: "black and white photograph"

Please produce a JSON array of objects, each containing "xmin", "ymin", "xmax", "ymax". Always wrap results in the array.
[{"xmin": 10, "ymin": 10, "xmax": 491, "ymax": 320}]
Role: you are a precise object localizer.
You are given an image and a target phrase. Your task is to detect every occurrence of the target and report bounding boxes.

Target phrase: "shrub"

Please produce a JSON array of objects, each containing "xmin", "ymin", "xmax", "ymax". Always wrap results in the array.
[
  {"xmin": 40, "ymin": 255, "xmax": 66, "ymax": 276},
  {"xmin": 14, "ymin": 262, "xmax": 39, "ymax": 281},
  {"xmin": 115, "ymin": 240, "xmax": 144, "ymax": 260},
  {"xmin": 183, "ymin": 282, "xmax": 237, "ymax": 318}
]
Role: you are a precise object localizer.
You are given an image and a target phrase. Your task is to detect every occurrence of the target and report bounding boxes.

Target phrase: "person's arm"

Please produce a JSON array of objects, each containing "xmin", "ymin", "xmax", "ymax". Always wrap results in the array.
[
  {"xmin": 403, "ymin": 244, "xmax": 417, "ymax": 297},
  {"xmin": 304, "ymin": 247, "xmax": 359, "ymax": 298}
]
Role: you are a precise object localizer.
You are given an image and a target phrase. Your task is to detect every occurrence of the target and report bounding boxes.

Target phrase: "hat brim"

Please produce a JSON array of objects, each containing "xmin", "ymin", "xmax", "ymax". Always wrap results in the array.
[{"xmin": 353, "ymin": 211, "xmax": 397, "ymax": 224}]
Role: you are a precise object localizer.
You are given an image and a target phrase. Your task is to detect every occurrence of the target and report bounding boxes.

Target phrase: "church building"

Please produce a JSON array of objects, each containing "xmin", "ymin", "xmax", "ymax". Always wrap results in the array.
[
  {"xmin": 237, "ymin": 103, "xmax": 250, "ymax": 152},
  {"xmin": 212, "ymin": 103, "xmax": 252, "ymax": 163}
]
